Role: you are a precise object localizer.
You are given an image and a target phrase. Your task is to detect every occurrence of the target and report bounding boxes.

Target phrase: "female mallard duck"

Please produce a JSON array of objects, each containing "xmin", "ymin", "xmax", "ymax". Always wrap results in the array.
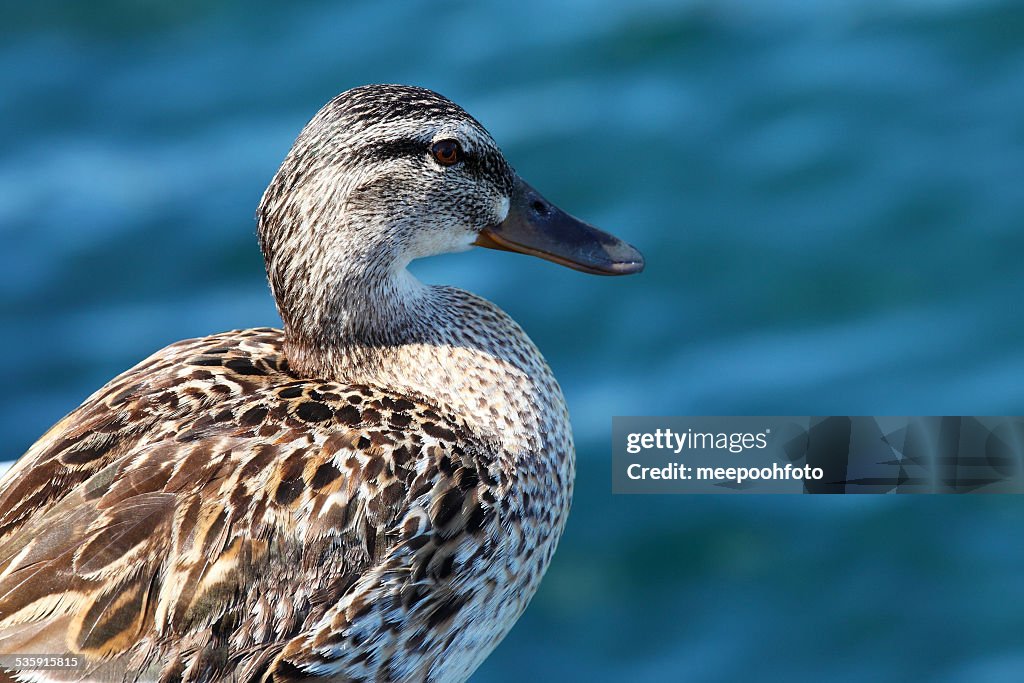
[{"xmin": 0, "ymin": 84, "xmax": 642, "ymax": 682}]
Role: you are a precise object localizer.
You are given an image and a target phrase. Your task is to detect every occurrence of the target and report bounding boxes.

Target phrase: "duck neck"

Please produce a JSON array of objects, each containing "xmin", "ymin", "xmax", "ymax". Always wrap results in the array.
[
  {"xmin": 279, "ymin": 252, "xmax": 437, "ymax": 378},
  {"xmin": 279, "ymin": 266, "xmax": 567, "ymax": 458}
]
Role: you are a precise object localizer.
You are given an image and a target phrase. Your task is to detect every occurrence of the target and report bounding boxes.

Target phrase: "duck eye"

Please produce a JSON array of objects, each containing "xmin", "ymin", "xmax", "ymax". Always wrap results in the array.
[{"xmin": 431, "ymin": 139, "xmax": 462, "ymax": 166}]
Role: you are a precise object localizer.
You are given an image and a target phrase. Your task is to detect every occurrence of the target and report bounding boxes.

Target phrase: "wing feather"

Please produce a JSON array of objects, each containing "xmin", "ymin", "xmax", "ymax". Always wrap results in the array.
[{"xmin": 0, "ymin": 330, "xmax": 501, "ymax": 682}]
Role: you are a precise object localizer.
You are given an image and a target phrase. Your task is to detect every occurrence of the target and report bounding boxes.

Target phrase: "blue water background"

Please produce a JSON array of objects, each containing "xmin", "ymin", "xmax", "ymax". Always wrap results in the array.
[{"xmin": 2, "ymin": 1, "xmax": 1023, "ymax": 680}]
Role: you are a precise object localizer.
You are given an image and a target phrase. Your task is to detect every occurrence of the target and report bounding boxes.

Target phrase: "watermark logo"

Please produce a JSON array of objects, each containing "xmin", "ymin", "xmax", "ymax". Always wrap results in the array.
[{"xmin": 612, "ymin": 417, "xmax": 1024, "ymax": 494}]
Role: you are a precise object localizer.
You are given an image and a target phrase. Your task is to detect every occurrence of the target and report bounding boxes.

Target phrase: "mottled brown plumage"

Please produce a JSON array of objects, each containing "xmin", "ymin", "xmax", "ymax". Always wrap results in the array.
[{"xmin": 0, "ymin": 85, "xmax": 641, "ymax": 682}]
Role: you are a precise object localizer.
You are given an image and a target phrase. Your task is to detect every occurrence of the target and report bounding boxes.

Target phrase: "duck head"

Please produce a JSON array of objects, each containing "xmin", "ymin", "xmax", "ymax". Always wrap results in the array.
[{"xmin": 258, "ymin": 84, "xmax": 643, "ymax": 351}]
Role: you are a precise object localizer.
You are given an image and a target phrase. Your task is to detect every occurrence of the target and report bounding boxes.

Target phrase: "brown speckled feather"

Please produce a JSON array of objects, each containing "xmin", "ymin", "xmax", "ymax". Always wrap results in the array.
[{"xmin": 0, "ymin": 329, "xmax": 553, "ymax": 682}]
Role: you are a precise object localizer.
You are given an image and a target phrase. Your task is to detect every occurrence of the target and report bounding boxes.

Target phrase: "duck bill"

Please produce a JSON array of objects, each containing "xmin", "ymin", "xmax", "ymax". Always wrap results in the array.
[{"xmin": 474, "ymin": 177, "xmax": 644, "ymax": 276}]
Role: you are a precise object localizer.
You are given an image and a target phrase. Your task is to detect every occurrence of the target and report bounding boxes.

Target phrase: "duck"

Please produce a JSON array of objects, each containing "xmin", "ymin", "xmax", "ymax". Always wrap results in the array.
[{"xmin": 0, "ymin": 84, "xmax": 643, "ymax": 683}]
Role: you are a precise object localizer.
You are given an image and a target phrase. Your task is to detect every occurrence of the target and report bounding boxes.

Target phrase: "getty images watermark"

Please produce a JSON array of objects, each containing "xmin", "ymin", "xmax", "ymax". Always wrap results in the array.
[
  {"xmin": 612, "ymin": 416, "xmax": 1024, "ymax": 494},
  {"xmin": 624, "ymin": 427, "xmax": 823, "ymax": 485}
]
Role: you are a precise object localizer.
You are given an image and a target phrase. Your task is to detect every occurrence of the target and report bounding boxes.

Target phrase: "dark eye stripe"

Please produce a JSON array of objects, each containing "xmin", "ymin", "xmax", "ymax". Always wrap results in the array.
[
  {"xmin": 364, "ymin": 137, "xmax": 474, "ymax": 166},
  {"xmin": 357, "ymin": 137, "xmax": 514, "ymax": 193},
  {"xmin": 363, "ymin": 138, "xmax": 426, "ymax": 162}
]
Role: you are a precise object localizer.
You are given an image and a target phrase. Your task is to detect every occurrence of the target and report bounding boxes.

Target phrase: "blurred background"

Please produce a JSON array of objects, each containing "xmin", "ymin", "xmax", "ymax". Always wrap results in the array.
[{"xmin": 2, "ymin": 1, "xmax": 1023, "ymax": 680}]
